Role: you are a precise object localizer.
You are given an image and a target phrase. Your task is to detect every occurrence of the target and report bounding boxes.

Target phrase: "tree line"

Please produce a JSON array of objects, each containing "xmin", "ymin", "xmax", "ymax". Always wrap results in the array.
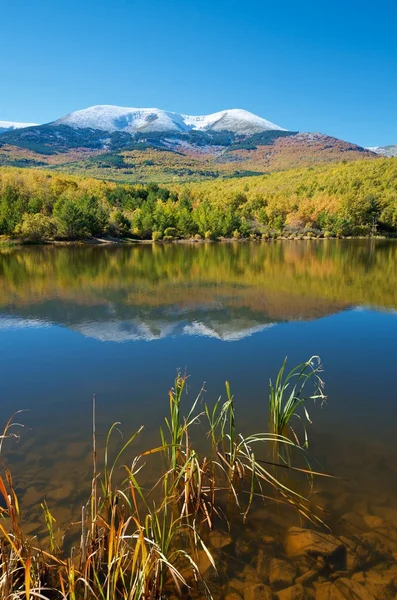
[{"xmin": 0, "ymin": 157, "xmax": 396, "ymax": 242}]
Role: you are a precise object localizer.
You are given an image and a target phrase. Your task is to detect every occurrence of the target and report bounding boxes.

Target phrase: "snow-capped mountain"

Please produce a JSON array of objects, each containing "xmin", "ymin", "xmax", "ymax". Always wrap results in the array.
[
  {"xmin": 54, "ymin": 105, "xmax": 285, "ymax": 135},
  {"xmin": 367, "ymin": 145, "xmax": 397, "ymax": 158},
  {"xmin": 0, "ymin": 104, "xmax": 377, "ymax": 177},
  {"xmin": 0, "ymin": 120, "xmax": 38, "ymax": 134}
]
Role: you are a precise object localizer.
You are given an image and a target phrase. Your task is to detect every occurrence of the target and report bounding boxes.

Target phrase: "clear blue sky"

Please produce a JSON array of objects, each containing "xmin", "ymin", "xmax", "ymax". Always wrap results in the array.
[{"xmin": 1, "ymin": 0, "xmax": 396, "ymax": 147}]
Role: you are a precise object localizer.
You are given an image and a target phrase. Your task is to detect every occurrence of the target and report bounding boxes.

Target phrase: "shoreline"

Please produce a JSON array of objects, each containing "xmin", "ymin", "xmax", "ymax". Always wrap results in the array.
[{"xmin": 0, "ymin": 234, "xmax": 392, "ymax": 248}]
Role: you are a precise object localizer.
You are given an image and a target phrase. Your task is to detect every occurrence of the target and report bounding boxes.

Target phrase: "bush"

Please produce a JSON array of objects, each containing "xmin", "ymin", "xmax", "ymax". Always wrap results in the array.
[
  {"xmin": 163, "ymin": 227, "xmax": 179, "ymax": 239},
  {"xmin": 152, "ymin": 231, "xmax": 162, "ymax": 241},
  {"xmin": 15, "ymin": 213, "xmax": 56, "ymax": 242},
  {"xmin": 233, "ymin": 229, "xmax": 241, "ymax": 239},
  {"xmin": 204, "ymin": 230, "xmax": 214, "ymax": 240}
]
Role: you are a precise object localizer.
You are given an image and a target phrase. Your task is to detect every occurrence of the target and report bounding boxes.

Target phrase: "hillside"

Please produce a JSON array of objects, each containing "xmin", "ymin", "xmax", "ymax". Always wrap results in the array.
[
  {"xmin": 0, "ymin": 104, "xmax": 378, "ymax": 183},
  {"xmin": 0, "ymin": 131, "xmax": 377, "ymax": 184},
  {"xmin": 0, "ymin": 157, "xmax": 396, "ymax": 241}
]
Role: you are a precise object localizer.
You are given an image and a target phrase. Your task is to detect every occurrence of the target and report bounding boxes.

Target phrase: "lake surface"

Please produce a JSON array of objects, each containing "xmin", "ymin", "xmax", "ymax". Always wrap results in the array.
[{"xmin": 1, "ymin": 240, "xmax": 397, "ymax": 597}]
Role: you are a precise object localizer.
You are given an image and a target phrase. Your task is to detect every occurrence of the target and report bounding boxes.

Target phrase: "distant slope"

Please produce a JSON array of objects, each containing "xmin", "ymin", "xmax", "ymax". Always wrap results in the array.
[
  {"xmin": 0, "ymin": 132, "xmax": 377, "ymax": 184},
  {"xmin": 0, "ymin": 120, "xmax": 38, "ymax": 135},
  {"xmin": 367, "ymin": 144, "xmax": 397, "ymax": 158}
]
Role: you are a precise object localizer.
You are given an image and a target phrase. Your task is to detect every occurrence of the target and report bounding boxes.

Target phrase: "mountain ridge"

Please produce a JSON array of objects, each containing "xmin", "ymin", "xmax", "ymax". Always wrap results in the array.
[
  {"xmin": 0, "ymin": 120, "xmax": 39, "ymax": 134},
  {"xmin": 0, "ymin": 104, "xmax": 380, "ymax": 182},
  {"xmin": 54, "ymin": 105, "xmax": 285, "ymax": 135}
]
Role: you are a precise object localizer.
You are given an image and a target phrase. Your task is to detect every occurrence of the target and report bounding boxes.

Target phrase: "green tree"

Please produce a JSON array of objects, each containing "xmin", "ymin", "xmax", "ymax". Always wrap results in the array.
[
  {"xmin": 15, "ymin": 213, "xmax": 56, "ymax": 242},
  {"xmin": 54, "ymin": 198, "xmax": 86, "ymax": 238}
]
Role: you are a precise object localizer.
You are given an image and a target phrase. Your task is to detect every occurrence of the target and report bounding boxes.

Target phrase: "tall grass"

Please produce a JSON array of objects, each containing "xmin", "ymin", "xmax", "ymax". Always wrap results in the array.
[
  {"xmin": 269, "ymin": 355, "xmax": 326, "ymax": 448},
  {"xmin": 0, "ymin": 359, "xmax": 330, "ymax": 599}
]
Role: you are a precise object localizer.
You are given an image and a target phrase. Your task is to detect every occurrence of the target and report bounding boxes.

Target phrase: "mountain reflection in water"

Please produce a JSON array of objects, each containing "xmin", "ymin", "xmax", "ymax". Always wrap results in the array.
[{"xmin": 1, "ymin": 240, "xmax": 396, "ymax": 342}]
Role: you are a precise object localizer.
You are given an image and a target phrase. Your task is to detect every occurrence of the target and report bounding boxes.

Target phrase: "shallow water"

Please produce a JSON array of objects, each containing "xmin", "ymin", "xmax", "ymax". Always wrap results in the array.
[{"xmin": 1, "ymin": 240, "xmax": 397, "ymax": 598}]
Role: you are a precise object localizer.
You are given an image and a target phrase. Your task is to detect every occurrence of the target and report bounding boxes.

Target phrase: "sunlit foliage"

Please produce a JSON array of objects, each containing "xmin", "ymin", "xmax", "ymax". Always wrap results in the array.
[{"xmin": 0, "ymin": 157, "xmax": 396, "ymax": 241}]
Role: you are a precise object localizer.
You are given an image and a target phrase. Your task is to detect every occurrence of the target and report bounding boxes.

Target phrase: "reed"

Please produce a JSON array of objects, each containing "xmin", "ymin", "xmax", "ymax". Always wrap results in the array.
[
  {"xmin": 0, "ymin": 359, "xmax": 330, "ymax": 599},
  {"xmin": 269, "ymin": 355, "xmax": 326, "ymax": 448}
]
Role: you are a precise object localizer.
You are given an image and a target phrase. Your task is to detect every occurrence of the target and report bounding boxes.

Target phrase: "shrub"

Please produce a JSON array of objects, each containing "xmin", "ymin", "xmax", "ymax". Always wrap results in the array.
[
  {"xmin": 152, "ymin": 230, "xmax": 162, "ymax": 241},
  {"xmin": 205, "ymin": 230, "xmax": 214, "ymax": 240},
  {"xmin": 233, "ymin": 229, "xmax": 241, "ymax": 239},
  {"xmin": 163, "ymin": 227, "xmax": 179, "ymax": 239},
  {"xmin": 15, "ymin": 213, "xmax": 56, "ymax": 242}
]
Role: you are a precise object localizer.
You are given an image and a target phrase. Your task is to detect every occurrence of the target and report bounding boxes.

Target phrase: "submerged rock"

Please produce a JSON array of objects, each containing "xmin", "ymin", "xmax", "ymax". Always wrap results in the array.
[
  {"xmin": 269, "ymin": 558, "xmax": 296, "ymax": 589},
  {"xmin": 256, "ymin": 547, "xmax": 271, "ymax": 580},
  {"xmin": 315, "ymin": 578, "xmax": 375, "ymax": 599},
  {"xmin": 244, "ymin": 583, "xmax": 273, "ymax": 600},
  {"xmin": 338, "ymin": 513, "xmax": 366, "ymax": 536},
  {"xmin": 277, "ymin": 583, "xmax": 311, "ymax": 600},
  {"xmin": 243, "ymin": 564, "xmax": 262, "ymax": 586},
  {"xmin": 372, "ymin": 507, "xmax": 397, "ymax": 526},
  {"xmin": 352, "ymin": 564, "xmax": 397, "ymax": 600},
  {"xmin": 226, "ymin": 593, "xmax": 244, "ymax": 600},
  {"xmin": 341, "ymin": 535, "xmax": 383, "ymax": 572},
  {"xmin": 286, "ymin": 528, "xmax": 344, "ymax": 560},
  {"xmin": 236, "ymin": 537, "xmax": 254, "ymax": 558},
  {"xmin": 296, "ymin": 568, "xmax": 319, "ymax": 585},
  {"xmin": 209, "ymin": 530, "xmax": 232, "ymax": 549},
  {"xmin": 229, "ymin": 578, "xmax": 246, "ymax": 594},
  {"xmin": 342, "ymin": 532, "xmax": 393, "ymax": 571},
  {"xmin": 263, "ymin": 535, "xmax": 276, "ymax": 544},
  {"xmin": 362, "ymin": 515, "xmax": 387, "ymax": 529},
  {"xmin": 196, "ymin": 549, "xmax": 215, "ymax": 575}
]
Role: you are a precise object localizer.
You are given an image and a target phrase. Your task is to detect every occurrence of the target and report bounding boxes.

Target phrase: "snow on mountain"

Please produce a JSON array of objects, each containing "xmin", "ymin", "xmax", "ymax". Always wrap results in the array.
[
  {"xmin": 182, "ymin": 109, "xmax": 285, "ymax": 134},
  {"xmin": 54, "ymin": 105, "xmax": 285, "ymax": 135},
  {"xmin": 367, "ymin": 145, "xmax": 397, "ymax": 158},
  {"xmin": 0, "ymin": 120, "xmax": 38, "ymax": 133}
]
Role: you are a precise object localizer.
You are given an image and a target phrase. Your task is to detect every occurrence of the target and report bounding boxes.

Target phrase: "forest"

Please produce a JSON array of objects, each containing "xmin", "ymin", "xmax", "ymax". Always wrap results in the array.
[{"xmin": 0, "ymin": 156, "xmax": 396, "ymax": 242}]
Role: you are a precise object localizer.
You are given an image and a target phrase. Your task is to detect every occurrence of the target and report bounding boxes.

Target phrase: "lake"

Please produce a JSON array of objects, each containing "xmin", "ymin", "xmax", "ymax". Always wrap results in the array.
[{"xmin": 1, "ymin": 239, "xmax": 397, "ymax": 597}]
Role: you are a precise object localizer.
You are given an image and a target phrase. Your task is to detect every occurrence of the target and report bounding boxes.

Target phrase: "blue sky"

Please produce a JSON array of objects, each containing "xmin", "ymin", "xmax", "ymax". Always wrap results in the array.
[{"xmin": 1, "ymin": 0, "xmax": 396, "ymax": 146}]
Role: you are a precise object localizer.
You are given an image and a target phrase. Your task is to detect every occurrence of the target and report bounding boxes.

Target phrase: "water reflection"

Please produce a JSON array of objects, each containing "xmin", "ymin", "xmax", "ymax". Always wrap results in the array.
[{"xmin": 1, "ymin": 240, "xmax": 396, "ymax": 343}]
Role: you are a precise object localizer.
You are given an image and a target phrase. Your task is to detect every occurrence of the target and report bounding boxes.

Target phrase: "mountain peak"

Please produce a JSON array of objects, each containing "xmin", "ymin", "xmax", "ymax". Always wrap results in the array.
[
  {"xmin": 0, "ymin": 120, "xmax": 38, "ymax": 133},
  {"xmin": 53, "ymin": 105, "xmax": 285, "ymax": 135}
]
